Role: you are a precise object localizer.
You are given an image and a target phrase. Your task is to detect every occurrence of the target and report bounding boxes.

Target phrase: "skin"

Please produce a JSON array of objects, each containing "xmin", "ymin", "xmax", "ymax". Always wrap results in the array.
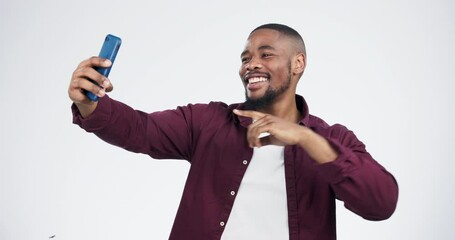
[
  {"xmin": 68, "ymin": 57, "xmax": 113, "ymax": 118},
  {"xmin": 239, "ymin": 29, "xmax": 304, "ymax": 121},
  {"xmin": 68, "ymin": 28, "xmax": 337, "ymax": 164},
  {"xmin": 235, "ymin": 29, "xmax": 337, "ymax": 164}
]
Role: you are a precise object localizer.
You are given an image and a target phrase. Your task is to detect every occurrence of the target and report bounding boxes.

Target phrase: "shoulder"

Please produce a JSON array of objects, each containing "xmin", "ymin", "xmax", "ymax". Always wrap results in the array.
[
  {"xmin": 308, "ymin": 114, "xmax": 354, "ymax": 138},
  {"xmin": 180, "ymin": 101, "xmax": 238, "ymax": 113},
  {"xmin": 175, "ymin": 101, "xmax": 240, "ymax": 125}
]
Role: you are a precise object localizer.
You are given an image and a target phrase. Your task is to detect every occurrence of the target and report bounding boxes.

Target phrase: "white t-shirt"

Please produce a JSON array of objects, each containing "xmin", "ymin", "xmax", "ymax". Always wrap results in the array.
[{"xmin": 221, "ymin": 145, "xmax": 289, "ymax": 240}]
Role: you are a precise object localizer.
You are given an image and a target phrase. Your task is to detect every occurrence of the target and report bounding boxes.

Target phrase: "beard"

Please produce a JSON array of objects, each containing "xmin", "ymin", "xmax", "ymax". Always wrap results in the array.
[{"xmin": 243, "ymin": 63, "xmax": 292, "ymax": 111}]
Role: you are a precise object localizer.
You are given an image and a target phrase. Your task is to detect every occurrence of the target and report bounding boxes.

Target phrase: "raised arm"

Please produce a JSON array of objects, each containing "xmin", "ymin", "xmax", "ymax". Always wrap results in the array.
[{"xmin": 69, "ymin": 57, "xmax": 197, "ymax": 160}]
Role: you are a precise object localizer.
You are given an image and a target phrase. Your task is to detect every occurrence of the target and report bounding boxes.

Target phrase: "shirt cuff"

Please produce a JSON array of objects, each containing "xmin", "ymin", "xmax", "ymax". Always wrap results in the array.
[{"xmin": 71, "ymin": 95, "xmax": 112, "ymax": 132}]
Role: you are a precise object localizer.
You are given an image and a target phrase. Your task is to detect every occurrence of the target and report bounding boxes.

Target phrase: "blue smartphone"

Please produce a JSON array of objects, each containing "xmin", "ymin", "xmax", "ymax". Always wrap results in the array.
[{"xmin": 85, "ymin": 34, "xmax": 122, "ymax": 101}]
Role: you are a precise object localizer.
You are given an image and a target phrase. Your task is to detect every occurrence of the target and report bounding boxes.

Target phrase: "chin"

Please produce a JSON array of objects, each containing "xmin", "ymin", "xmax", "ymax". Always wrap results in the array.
[
  {"xmin": 246, "ymin": 94, "xmax": 261, "ymax": 101},
  {"xmin": 247, "ymin": 91, "xmax": 266, "ymax": 100}
]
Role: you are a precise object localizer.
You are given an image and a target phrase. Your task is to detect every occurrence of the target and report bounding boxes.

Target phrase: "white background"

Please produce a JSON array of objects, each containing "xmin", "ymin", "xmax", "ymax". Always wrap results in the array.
[{"xmin": 1, "ymin": 0, "xmax": 453, "ymax": 239}]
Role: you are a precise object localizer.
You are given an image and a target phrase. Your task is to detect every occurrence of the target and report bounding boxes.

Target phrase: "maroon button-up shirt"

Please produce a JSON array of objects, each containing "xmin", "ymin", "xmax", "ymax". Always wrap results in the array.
[{"xmin": 72, "ymin": 94, "xmax": 398, "ymax": 240}]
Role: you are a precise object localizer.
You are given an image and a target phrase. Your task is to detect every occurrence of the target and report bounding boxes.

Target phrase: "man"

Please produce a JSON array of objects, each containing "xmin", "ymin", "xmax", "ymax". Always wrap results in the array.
[{"xmin": 69, "ymin": 24, "xmax": 398, "ymax": 240}]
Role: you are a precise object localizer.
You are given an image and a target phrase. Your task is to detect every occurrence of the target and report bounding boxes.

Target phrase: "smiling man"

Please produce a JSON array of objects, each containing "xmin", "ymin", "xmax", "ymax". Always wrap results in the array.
[
  {"xmin": 241, "ymin": 25, "xmax": 305, "ymax": 113},
  {"xmin": 69, "ymin": 23, "xmax": 398, "ymax": 240}
]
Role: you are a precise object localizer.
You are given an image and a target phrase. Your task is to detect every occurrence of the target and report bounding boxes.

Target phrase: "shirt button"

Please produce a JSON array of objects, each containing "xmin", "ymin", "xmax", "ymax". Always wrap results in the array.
[
  {"xmin": 230, "ymin": 191, "xmax": 236, "ymax": 196},
  {"xmin": 220, "ymin": 221, "xmax": 225, "ymax": 227},
  {"xmin": 242, "ymin": 160, "xmax": 248, "ymax": 165}
]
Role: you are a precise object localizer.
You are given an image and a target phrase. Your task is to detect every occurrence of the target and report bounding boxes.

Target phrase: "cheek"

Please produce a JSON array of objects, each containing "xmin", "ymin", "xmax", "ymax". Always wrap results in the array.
[
  {"xmin": 275, "ymin": 61, "xmax": 291, "ymax": 75},
  {"xmin": 239, "ymin": 65, "xmax": 246, "ymax": 78},
  {"xmin": 269, "ymin": 64, "xmax": 284, "ymax": 77}
]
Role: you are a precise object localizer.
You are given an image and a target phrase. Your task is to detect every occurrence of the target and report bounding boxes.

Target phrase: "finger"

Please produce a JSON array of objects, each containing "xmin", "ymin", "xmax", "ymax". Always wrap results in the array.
[
  {"xmin": 77, "ymin": 56, "xmax": 112, "ymax": 69},
  {"xmin": 105, "ymin": 82, "xmax": 114, "ymax": 92},
  {"xmin": 81, "ymin": 78, "xmax": 106, "ymax": 97},
  {"xmin": 233, "ymin": 109, "xmax": 266, "ymax": 120},
  {"xmin": 74, "ymin": 66, "xmax": 111, "ymax": 88},
  {"xmin": 247, "ymin": 116, "xmax": 275, "ymax": 140},
  {"xmin": 69, "ymin": 89, "xmax": 92, "ymax": 104},
  {"xmin": 245, "ymin": 124, "xmax": 258, "ymax": 148},
  {"xmin": 249, "ymin": 114, "xmax": 273, "ymax": 128},
  {"xmin": 247, "ymin": 119, "xmax": 283, "ymax": 147},
  {"xmin": 247, "ymin": 123, "xmax": 271, "ymax": 148},
  {"xmin": 71, "ymin": 77, "xmax": 106, "ymax": 98},
  {"xmin": 68, "ymin": 78, "xmax": 92, "ymax": 104},
  {"xmin": 251, "ymin": 124, "xmax": 271, "ymax": 140},
  {"xmin": 247, "ymin": 133, "xmax": 263, "ymax": 148},
  {"xmin": 69, "ymin": 57, "xmax": 112, "ymax": 104}
]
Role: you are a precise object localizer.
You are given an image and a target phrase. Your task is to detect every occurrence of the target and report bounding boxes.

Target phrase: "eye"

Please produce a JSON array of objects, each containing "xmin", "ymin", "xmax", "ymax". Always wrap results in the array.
[
  {"xmin": 262, "ymin": 53, "xmax": 273, "ymax": 58},
  {"xmin": 241, "ymin": 57, "xmax": 250, "ymax": 63}
]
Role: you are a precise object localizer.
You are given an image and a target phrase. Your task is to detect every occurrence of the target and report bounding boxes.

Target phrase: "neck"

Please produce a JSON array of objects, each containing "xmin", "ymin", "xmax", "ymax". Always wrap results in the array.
[{"xmin": 260, "ymin": 93, "xmax": 302, "ymax": 123}]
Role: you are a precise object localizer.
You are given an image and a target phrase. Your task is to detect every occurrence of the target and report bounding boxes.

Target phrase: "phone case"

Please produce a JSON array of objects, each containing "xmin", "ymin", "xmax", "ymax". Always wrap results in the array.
[{"xmin": 85, "ymin": 34, "xmax": 122, "ymax": 101}]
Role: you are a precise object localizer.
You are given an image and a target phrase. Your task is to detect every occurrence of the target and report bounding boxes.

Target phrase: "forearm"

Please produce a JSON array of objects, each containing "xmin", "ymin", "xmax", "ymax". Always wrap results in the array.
[
  {"xmin": 297, "ymin": 127, "xmax": 338, "ymax": 164},
  {"xmin": 72, "ymin": 95, "xmax": 194, "ymax": 160},
  {"xmin": 321, "ymin": 152, "xmax": 398, "ymax": 220},
  {"xmin": 72, "ymin": 95, "xmax": 151, "ymax": 154},
  {"xmin": 315, "ymin": 131, "xmax": 399, "ymax": 220},
  {"xmin": 75, "ymin": 102, "xmax": 98, "ymax": 119}
]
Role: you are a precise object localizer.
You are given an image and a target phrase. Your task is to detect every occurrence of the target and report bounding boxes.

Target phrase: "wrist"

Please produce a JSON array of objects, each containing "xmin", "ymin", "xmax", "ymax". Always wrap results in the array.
[
  {"xmin": 75, "ymin": 102, "xmax": 98, "ymax": 119},
  {"xmin": 297, "ymin": 126, "xmax": 338, "ymax": 164},
  {"xmin": 297, "ymin": 126, "xmax": 311, "ymax": 146}
]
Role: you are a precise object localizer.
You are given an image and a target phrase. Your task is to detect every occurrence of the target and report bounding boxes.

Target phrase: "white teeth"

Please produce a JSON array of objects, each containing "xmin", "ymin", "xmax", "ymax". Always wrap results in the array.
[{"xmin": 248, "ymin": 77, "xmax": 268, "ymax": 84}]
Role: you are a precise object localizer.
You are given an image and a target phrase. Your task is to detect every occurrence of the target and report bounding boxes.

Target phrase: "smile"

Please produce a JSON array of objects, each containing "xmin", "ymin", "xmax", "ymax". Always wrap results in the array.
[
  {"xmin": 243, "ymin": 71, "xmax": 271, "ymax": 85},
  {"xmin": 248, "ymin": 77, "xmax": 269, "ymax": 84}
]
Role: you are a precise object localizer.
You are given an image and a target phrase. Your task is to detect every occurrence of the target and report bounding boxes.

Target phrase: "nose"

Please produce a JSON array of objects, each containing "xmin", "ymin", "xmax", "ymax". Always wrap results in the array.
[{"xmin": 246, "ymin": 58, "xmax": 262, "ymax": 71}]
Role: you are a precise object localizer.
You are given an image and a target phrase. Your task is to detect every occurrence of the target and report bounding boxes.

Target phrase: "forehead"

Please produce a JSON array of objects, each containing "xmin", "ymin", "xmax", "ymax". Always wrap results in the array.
[{"xmin": 243, "ymin": 29, "xmax": 290, "ymax": 53}]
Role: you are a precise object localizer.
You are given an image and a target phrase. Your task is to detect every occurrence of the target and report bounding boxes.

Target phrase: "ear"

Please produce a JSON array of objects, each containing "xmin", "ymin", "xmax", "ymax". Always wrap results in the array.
[{"xmin": 293, "ymin": 53, "xmax": 306, "ymax": 75}]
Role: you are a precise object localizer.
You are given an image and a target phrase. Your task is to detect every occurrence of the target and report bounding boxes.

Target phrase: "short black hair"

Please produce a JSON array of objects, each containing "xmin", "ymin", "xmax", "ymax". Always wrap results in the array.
[{"xmin": 251, "ymin": 23, "xmax": 306, "ymax": 55}]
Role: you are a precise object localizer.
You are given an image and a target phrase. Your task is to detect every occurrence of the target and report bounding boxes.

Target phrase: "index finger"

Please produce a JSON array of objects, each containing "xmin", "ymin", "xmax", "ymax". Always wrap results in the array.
[
  {"xmin": 77, "ymin": 56, "xmax": 112, "ymax": 69},
  {"xmin": 233, "ymin": 109, "xmax": 266, "ymax": 120}
]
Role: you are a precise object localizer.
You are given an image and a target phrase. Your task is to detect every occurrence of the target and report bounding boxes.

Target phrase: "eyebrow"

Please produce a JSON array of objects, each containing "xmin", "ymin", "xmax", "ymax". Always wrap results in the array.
[
  {"xmin": 258, "ymin": 45, "xmax": 276, "ymax": 51},
  {"xmin": 240, "ymin": 45, "xmax": 276, "ymax": 57}
]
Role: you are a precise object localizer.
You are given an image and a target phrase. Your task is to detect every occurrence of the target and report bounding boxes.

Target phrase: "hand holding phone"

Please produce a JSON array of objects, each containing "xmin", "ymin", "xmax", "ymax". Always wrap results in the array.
[{"xmin": 85, "ymin": 34, "xmax": 122, "ymax": 101}]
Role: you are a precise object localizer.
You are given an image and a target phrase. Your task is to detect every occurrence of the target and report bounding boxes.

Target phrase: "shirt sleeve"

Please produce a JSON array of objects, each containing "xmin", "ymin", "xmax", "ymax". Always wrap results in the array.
[
  {"xmin": 72, "ymin": 95, "xmax": 203, "ymax": 161},
  {"xmin": 315, "ymin": 124, "xmax": 399, "ymax": 221}
]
